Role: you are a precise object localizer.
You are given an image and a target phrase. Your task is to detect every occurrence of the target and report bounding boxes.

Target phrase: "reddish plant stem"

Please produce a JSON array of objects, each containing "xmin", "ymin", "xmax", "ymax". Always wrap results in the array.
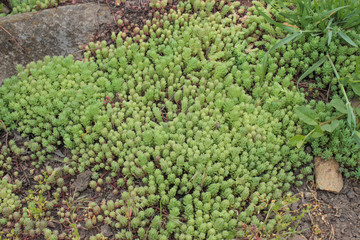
[
  {"xmin": 89, "ymin": 193, "xmax": 101, "ymax": 201},
  {"xmin": 154, "ymin": 206, "xmax": 168, "ymax": 215},
  {"xmin": 101, "ymin": 170, "xmax": 110, "ymax": 178}
]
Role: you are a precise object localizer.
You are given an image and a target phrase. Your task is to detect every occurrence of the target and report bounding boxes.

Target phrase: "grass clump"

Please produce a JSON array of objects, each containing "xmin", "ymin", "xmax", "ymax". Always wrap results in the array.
[{"xmin": 258, "ymin": 0, "xmax": 360, "ymax": 174}]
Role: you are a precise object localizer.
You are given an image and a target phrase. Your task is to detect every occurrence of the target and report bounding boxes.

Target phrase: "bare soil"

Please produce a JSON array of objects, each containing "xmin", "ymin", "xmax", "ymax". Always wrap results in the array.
[{"xmin": 291, "ymin": 178, "xmax": 360, "ymax": 240}]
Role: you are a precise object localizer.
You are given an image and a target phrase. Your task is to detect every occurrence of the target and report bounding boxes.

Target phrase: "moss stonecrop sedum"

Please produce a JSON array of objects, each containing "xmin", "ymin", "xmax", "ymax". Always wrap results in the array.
[
  {"xmin": 3, "ymin": 0, "xmax": 68, "ymax": 15},
  {"xmin": 0, "ymin": 0, "xmax": 359, "ymax": 239}
]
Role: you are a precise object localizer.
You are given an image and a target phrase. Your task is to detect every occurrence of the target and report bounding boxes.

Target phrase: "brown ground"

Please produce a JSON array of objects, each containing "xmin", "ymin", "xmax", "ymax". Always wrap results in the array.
[{"xmin": 290, "ymin": 178, "xmax": 360, "ymax": 240}]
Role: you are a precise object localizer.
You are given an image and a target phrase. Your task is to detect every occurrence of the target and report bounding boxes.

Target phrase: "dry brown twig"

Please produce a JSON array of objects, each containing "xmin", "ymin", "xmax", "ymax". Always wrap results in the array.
[{"xmin": 0, "ymin": 24, "xmax": 25, "ymax": 52}]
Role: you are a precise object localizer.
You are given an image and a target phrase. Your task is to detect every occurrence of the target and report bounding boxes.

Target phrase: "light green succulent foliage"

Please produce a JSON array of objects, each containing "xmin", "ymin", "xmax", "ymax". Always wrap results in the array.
[
  {"xmin": 259, "ymin": 0, "xmax": 360, "ymax": 173},
  {"xmin": 6, "ymin": 0, "xmax": 67, "ymax": 15},
  {"xmin": 267, "ymin": 35, "xmax": 359, "ymax": 97},
  {"xmin": 0, "ymin": 177, "xmax": 51, "ymax": 237},
  {"xmin": 0, "ymin": 179, "xmax": 22, "ymax": 225},
  {"xmin": 299, "ymin": 99, "xmax": 360, "ymax": 179},
  {"xmin": 0, "ymin": 140, "xmax": 60, "ymax": 239},
  {"xmin": 258, "ymin": 0, "xmax": 360, "ymax": 91},
  {"xmin": 0, "ymin": 0, "xmax": 355, "ymax": 239}
]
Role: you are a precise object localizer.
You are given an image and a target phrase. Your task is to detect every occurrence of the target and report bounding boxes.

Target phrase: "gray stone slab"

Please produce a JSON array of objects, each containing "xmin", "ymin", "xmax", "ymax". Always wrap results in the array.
[{"xmin": 0, "ymin": 3, "xmax": 112, "ymax": 84}]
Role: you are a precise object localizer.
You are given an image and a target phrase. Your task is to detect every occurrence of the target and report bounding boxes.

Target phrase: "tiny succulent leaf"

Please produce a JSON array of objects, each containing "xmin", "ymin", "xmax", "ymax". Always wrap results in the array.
[{"xmin": 297, "ymin": 56, "xmax": 327, "ymax": 88}]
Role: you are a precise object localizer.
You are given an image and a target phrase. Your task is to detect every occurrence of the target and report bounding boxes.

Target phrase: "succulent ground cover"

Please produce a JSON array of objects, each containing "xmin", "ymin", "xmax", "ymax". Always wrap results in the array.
[
  {"xmin": 0, "ymin": 0, "xmax": 68, "ymax": 16},
  {"xmin": 0, "ymin": 0, "xmax": 360, "ymax": 239}
]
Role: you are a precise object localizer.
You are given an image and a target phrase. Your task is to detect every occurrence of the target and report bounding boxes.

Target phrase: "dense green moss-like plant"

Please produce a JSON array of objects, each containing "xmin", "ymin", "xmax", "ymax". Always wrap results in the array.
[
  {"xmin": 257, "ymin": 0, "xmax": 360, "ymax": 54},
  {"xmin": 254, "ymin": 1, "xmax": 360, "ymax": 155},
  {"xmin": 6, "ymin": 0, "xmax": 68, "ymax": 15},
  {"xmin": 1, "ymin": 0, "xmax": 359, "ymax": 238},
  {"xmin": 257, "ymin": 0, "xmax": 360, "ymax": 83}
]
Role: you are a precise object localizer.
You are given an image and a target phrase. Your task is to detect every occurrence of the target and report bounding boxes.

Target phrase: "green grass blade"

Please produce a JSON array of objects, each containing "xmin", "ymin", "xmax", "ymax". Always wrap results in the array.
[
  {"xmin": 313, "ymin": 0, "xmax": 319, "ymax": 10},
  {"xmin": 261, "ymin": 32, "xmax": 302, "ymax": 81},
  {"xmin": 255, "ymin": 4, "xmax": 298, "ymax": 33},
  {"xmin": 298, "ymin": 2, "xmax": 311, "ymax": 27},
  {"xmin": 261, "ymin": 51, "xmax": 269, "ymax": 82},
  {"xmin": 326, "ymin": 18, "xmax": 334, "ymax": 29},
  {"xmin": 268, "ymin": 32, "xmax": 302, "ymax": 52},
  {"xmin": 327, "ymin": 54, "xmax": 340, "ymax": 79},
  {"xmin": 338, "ymin": 31, "xmax": 358, "ymax": 47},
  {"xmin": 297, "ymin": 56, "xmax": 327, "ymax": 89},
  {"xmin": 327, "ymin": 30, "xmax": 333, "ymax": 46},
  {"xmin": 279, "ymin": 12, "xmax": 300, "ymax": 24},
  {"xmin": 327, "ymin": 54, "xmax": 357, "ymax": 134},
  {"xmin": 278, "ymin": 2, "xmax": 294, "ymax": 13},
  {"xmin": 317, "ymin": 6, "xmax": 349, "ymax": 23},
  {"xmin": 343, "ymin": 10, "xmax": 360, "ymax": 28},
  {"xmin": 353, "ymin": 131, "xmax": 360, "ymax": 146},
  {"xmin": 254, "ymin": 4, "xmax": 279, "ymax": 26},
  {"xmin": 278, "ymin": 2, "xmax": 299, "ymax": 24},
  {"xmin": 316, "ymin": 7, "xmax": 347, "ymax": 29}
]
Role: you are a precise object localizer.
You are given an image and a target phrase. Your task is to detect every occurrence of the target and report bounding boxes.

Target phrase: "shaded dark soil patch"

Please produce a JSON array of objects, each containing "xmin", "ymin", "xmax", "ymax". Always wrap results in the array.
[{"xmin": 292, "ymin": 78, "xmax": 331, "ymax": 103}]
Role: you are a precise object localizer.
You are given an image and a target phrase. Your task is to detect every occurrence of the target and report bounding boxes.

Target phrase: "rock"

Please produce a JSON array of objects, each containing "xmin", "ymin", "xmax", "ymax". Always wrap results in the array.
[
  {"xmin": 290, "ymin": 201, "xmax": 300, "ymax": 211},
  {"xmin": 0, "ymin": 3, "xmax": 112, "ymax": 85},
  {"xmin": 71, "ymin": 170, "xmax": 92, "ymax": 192},
  {"xmin": 319, "ymin": 193, "xmax": 329, "ymax": 203},
  {"xmin": 289, "ymin": 234, "xmax": 307, "ymax": 240},
  {"xmin": 2, "ymin": 5, "xmax": 11, "ymax": 14},
  {"xmin": 353, "ymin": 187, "xmax": 360, "ymax": 195},
  {"xmin": 47, "ymin": 221, "xmax": 56, "ymax": 228},
  {"xmin": 298, "ymin": 221, "xmax": 312, "ymax": 237},
  {"xmin": 2, "ymin": 174, "xmax": 11, "ymax": 183},
  {"xmin": 346, "ymin": 189, "xmax": 356, "ymax": 199},
  {"xmin": 100, "ymin": 224, "xmax": 113, "ymax": 237},
  {"xmin": 314, "ymin": 157, "xmax": 343, "ymax": 194},
  {"xmin": 303, "ymin": 192, "xmax": 313, "ymax": 200},
  {"xmin": 13, "ymin": 131, "xmax": 24, "ymax": 142}
]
